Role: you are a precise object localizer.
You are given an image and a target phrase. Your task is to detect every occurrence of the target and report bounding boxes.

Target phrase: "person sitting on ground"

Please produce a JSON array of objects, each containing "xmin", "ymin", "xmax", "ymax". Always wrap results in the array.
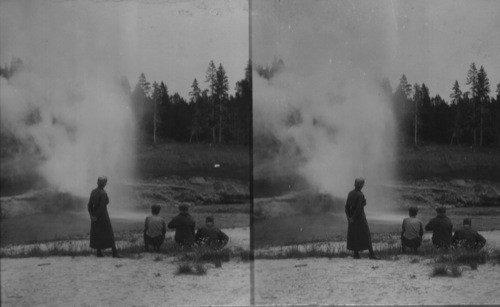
[
  {"xmin": 167, "ymin": 204, "xmax": 196, "ymax": 247},
  {"xmin": 401, "ymin": 206, "xmax": 424, "ymax": 254},
  {"xmin": 452, "ymin": 218, "xmax": 486, "ymax": 250},
  {"xmin": 425, "ymin": 206, "xmax": 453, "ymax": 249},
  {"xmin": 144, "ymin": 204, "xmax": 166, "ymax": 252},
  {"xmin": 195, "ymin": 216, "xmax": 229, "ymax": 249}
]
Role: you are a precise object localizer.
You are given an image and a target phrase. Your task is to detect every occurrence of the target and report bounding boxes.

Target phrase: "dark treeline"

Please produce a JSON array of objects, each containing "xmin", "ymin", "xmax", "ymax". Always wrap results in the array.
[
  {"xmin": 128, "ymin": 60, "xmax": 252, "ymax": 146},
  {"xmin": 255, "ymin": 58, "xmax": 500, "ymax": 148},
  {"xmin": 391, "ymin": 63, "xmax": 500, "ymax": 147},
  {"xmin": 1, "ymin": 57, "xmax": 251, "ymax": 147}
]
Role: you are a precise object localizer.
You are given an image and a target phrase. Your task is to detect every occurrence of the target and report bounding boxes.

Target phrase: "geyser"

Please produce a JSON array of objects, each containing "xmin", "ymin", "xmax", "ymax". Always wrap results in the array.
[
  {"xmin": 253, "ymin": 0, "xmax": 397, "ymax": 210},
  {"xmin": 0, "ymin": 1, "xmax": 136, "ymax": 202}
]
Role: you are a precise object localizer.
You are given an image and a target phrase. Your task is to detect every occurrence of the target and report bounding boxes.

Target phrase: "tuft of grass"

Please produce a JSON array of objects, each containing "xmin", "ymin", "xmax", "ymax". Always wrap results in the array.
[
  {"xmin": 431, "ymin": 265, "xmax": 448, "ymax": 277},
  {"xmin": 176, "ymin": 263, "xmax": 193, "ymax": 275},
  {"xmin": 195, "ymin": 263, "xmax": 207, "ymax": 275},
  {"xmin": 431, "ymin": 264, "xmax": 462, "ymax": 278},
  {"xmin": 238, "ymin": 249, "xmax": 252, "ymax": 262},
  {"xmin": 179, "ymin": 247, "xmax": 233, "ymax": 264},
  {"xmin": 450, "ymin": 265, "xmax": 462, "ymax": 277}
]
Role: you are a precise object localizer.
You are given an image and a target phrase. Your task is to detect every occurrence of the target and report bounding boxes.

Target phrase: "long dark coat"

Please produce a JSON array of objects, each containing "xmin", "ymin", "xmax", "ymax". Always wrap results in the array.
[
  {"xmin": 168, "ymin": 212, "xmax": 196, "ymax": 246},
  {"xmin": 88, "ymin": 187, "xmax": 115, "ymax": 249},
  {"xmin": 345, "ymin": 188, "xmax": 373, "ymax": 251}
]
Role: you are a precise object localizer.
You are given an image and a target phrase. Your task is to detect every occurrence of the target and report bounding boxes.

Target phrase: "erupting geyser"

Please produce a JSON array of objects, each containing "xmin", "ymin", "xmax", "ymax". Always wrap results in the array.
[
  {"xmin": 0, "ymin": 1, "xmax": 136, "ymax": 202},
  {"xmin": 253, "ymin": 0, "xmax": 397, "ymax": 211}
]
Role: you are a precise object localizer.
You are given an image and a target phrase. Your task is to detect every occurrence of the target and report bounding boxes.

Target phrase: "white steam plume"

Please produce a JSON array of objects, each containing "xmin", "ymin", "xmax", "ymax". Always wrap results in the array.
[
  {"xmin": 0, "ymin": 1, "xmax": 136, "ymax": 198},
  {"xmin": 253, "ymin": 1, "xmax": 397, "ymax": 208}
]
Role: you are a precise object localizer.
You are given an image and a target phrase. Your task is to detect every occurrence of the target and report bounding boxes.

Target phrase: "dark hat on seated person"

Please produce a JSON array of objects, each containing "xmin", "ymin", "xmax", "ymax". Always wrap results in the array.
[
  {"xmin": 206, "ymin": 216, "xmax": 214, "ymax": 223},
  {"xmin": 178, "ymin": 204, "xmax": 189, "ymax": 212},
  {"xmin": 463, "ymin": 218, "xmax": 472, "ymax": 225},
  {"xmin": 436, "ymin": 206, "xmax": 446, "ymax": 214}
]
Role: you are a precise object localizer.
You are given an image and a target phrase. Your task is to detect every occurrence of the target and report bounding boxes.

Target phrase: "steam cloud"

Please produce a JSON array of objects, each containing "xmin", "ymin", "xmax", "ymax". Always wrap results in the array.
[
  {"xmin": 253, "ymin": 1, "xmax": 397, "ymax": 207},
  {"xmin": 0, "ymin": 1, "xmax": 136, "ymax": 198}
]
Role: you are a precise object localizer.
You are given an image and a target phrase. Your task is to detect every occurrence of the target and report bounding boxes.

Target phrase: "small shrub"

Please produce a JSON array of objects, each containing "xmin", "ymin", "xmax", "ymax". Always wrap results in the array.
[
  {"xmin": 239, "ymin": 250, "xmax": 252, "ymax": 262},
  {"xmin": 450, "ymin": 265, "xmax": 462, "ymax": 277},
  {"xmin": 410, "ymin": 258, "xmax": 420, "ymax": 264},
  {"xmin": 469, "ymin": 262, "xmax": 478, "ymax": 270},
  {"xmin": 390, "ymin": 255, "xmax": 400, "ymax": 261},
  {"xmin": 431, "ymin": 265, "xmax": 448, "ymax": 277},
  {"xmin": 153, "ymin": 256, "xmax": 163, "ymax": 262},
  {"xmin": 195, "ymin": 263, "xmax": 207, "ymax": 275},
  {"xmin": 176, "ymin": 263, "xmax": 193, "ymax": 275},
  {"xmin": 214, "ymin": 258, "xmax": 222, "ymax": 268},
  {"xmin": 199, "ymin": 248, "xmax": 231, "ymax": 262}
]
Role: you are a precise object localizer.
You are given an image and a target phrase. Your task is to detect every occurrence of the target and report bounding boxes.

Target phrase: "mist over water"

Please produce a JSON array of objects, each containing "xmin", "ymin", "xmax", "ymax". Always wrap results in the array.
[
  {"xmin": 0, "ymin": 1, "xmax": 136, "ymax": 200},
  {"xmin": 253, "ymin": 1, "xmax": 397, "ymax": 210}
]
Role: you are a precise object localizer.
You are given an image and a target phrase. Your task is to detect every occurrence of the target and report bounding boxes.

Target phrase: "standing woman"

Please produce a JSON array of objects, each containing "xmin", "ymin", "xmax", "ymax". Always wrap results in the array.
[
  {"xmin": 88, "ymin": 176, "xmax": 121, "ymax": 258},
  {"xmin": 345, "ymin": 177, "xmax": 380, "ymax": 260}
]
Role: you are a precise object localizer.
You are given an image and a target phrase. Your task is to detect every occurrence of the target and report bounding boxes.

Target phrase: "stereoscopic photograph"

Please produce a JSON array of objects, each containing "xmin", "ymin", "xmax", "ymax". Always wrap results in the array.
[
  {"xmin": 1, "ymin": 0, "xmax": 500, "ymax": 306},
  {"xmin": 252, "ymin": 0, "xmax": 500, "ymax": 305}
]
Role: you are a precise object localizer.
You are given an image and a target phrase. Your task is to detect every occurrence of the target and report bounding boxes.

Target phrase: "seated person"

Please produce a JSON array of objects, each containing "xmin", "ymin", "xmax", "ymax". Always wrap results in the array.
[
  {"xmin": 401, "ymin": 206, "xmax": 424, "ymax": 253},
  {"xmin": 168, "ymin": 204, "xmax": 196, "ymax": 247},
  {"xmin": 425, "ymin": 206, "xmax": 453, "ymax": 249},
  {"xmin": 452, "ymin": 218, "xmax": 486, "ymax": 250},
  {"xmin": 144, "ymin": 204, "xmax": 166, "ymax": 251},
  {"xmin": 195, "ymin": 216, "xmax": 229, "ymax": 249}
]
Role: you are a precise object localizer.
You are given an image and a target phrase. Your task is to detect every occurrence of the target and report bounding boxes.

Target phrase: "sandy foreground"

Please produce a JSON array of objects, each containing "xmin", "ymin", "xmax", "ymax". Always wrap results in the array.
[{"xmin": 2, "ymin": 229, "xmax": 500, "ymax": 306}]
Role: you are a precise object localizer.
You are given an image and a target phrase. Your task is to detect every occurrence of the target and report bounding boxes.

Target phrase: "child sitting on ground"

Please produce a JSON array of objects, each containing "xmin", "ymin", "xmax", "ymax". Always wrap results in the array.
[
  {"xmin": 144, "ymin": 204, "xmax": 166, "ymax": 251},
  {"xmin": 401, "ymin": 206, "xmax": 424, "ymax": 254}
]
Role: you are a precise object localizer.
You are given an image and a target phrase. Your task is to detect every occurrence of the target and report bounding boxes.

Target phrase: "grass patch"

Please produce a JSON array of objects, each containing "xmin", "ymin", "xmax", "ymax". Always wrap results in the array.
[
  {"xmin": 431, "ymin": 265, "xmax": 448, "ymax": 276},
  {"xmin": 238, "ymin": 249, "xmax": 252, "ymax": 262},
  {"xmin": 195, "ymin": 263, "xmax": 207, "ymax": 275},
  {"xmin": 178, "ymin": 246, "xmax": 238, "ymax": 269},
  {"xmin": 451, "ymin": 266, "xmax": 462, "ymax": 277},
  {"xmin": 176, "ymin": 263, "xmax": 193, "ymax": 275},
  {"xmin": 431, "ymin": 264, "xmax": 462, "ymax": 278},
  {"xmin": 175, "ymin": 262, "xmax": 207, "ymax": 276}
]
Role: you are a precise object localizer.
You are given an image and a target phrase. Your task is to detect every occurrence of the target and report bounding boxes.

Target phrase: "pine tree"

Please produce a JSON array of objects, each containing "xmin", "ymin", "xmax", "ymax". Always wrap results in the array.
[
  {"xmin": 151, "ymin": 82, "xmax": 161, "ymax": 144},
  {"xmin": 138, "ymin": 73, "xmax": 151, "ymax": 98},
  {"xmin": 189, "ymin": 78, "xmax": 202, "ymax": 142},
  {"xmin": 450, "ymin": 81, "xmax": 463, "ymax": 145},
  {"xmin": 412, "ymin": 83, "xmax": 422, "ymax": 146},
  {"xmin": 205, "ymin": 61, "xmax": 217, "ymax": 143},
  {"xmin": 215, "ymin": 63, "xmax": 229, "ymax": 144},
  {"xmin": 466, "ymin": 63, "xmax": 479, "ymax": 145},
  {"xmin": 394, "ymin": 75, "xmax": 413, "ymax": 143},
  {"xmin": 476, "ymin": 66, "xmax": 490, "ymax": 146}
]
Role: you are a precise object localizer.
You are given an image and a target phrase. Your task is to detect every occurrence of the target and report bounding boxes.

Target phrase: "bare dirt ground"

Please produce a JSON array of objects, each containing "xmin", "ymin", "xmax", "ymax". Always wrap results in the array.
[
  {"xmin": 2, "ymin": 229, "xmax": 499, "ymax": 306},
  {"xmin": 0, "ymin": 227, "xmax": 251, "ymax": 306},
  {"xmin": 253, "ymin": 230, "xmax": 500, "ymax": 305}
]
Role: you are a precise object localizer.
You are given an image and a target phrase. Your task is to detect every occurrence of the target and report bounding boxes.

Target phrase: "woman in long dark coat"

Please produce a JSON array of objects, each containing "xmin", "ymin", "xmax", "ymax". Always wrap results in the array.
[
  {"xmin": 88, "ymin": 176, "xmax": 120, "ymax": 258},
  {"xmin": 345, "ymin": 177, "xmax": 379, "ymax": 260}
]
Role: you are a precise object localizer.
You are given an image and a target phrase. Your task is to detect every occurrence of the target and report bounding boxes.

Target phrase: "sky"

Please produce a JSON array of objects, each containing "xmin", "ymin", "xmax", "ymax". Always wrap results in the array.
[
  {"xmin": 252, "ymin": 0, "xmax": 500, "ymax": 99},
  {"xmin": 0, "ymin": 0, "xmax": 249, "ymax": 98}
]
